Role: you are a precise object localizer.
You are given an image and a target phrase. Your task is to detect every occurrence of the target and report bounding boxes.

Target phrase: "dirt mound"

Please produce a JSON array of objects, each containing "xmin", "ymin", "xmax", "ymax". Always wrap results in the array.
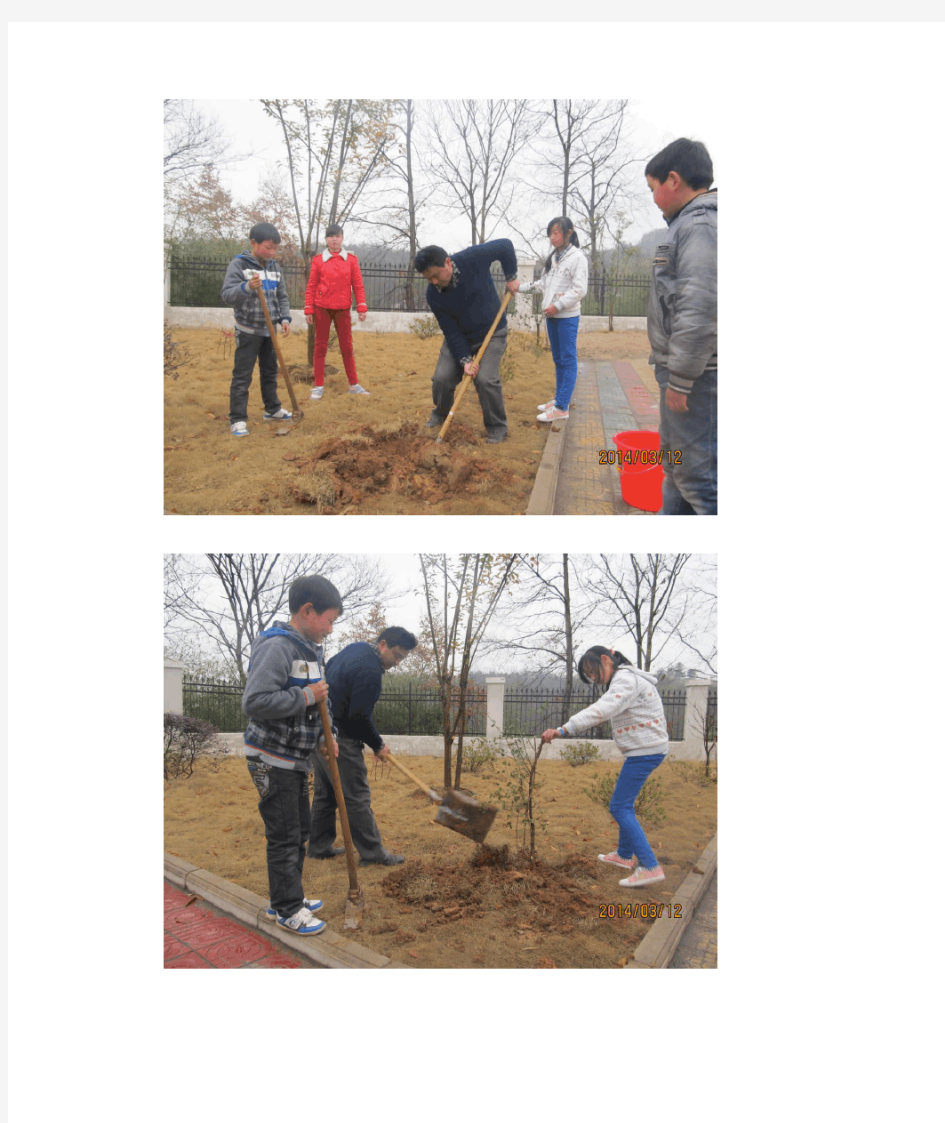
[
  {"xmin": 380, "ymin": 847, "xmax": 601, "ymax": 932},
  {"xmin": 289, "ymin": 420, "xmax": 521, "ymax": 513}
]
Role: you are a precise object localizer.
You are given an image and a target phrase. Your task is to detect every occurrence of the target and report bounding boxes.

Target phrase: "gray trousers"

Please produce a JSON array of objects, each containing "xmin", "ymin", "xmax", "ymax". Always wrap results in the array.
[
  {"xmin": 309, "ymin": 735, "xmax": 385, "ymax": 859},
  {"xmin": 428, "ymin": 330, "xmax": 508, "ymax": 441}
]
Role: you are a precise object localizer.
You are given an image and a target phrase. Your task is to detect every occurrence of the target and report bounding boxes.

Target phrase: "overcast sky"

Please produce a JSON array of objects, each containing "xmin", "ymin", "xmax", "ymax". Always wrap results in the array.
[{"xmin": 190, "ymin": 95, "xmax": 703, "ymax": 251}]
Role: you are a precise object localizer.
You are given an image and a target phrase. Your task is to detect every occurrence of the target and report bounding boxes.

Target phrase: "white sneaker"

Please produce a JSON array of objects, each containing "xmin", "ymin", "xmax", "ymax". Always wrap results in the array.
[
  {"xmin": 230, "ymin": 421, "xmax": 249, "ymax": 437},
  {"xmin": 264, "ymin": 408, "xmax": 293, "ymax": 420},
  {"xmin": 537, "ymin": 400, "xmax": 556, "ymax": 412},
  {"xmin": 618, "ymin": 865, "xmax": 665, "ymax": 889},
  {"xmin": 349, "ymin": 384, "xmax": 370, "ymax": 395},
  {"xmin": 310, "ymin": 387, "xmax": 324, "ymax": 400},
  {"xmin": 275, "ymin": 905, "xmax": 326, "ymax": 935},
  {"xmin": 537, "ymin": 406, "xmax": 569, "ymax": 422},
  {"xmin": 266, "ymin": 898, "xmax": 323, "ymax": 919}
]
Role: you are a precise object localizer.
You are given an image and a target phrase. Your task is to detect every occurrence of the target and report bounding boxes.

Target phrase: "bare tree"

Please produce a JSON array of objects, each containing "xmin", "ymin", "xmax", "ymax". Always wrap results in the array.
[
  {"xmin": 578, "ymin": 554, "xmax": 696, "ymax": 672},
  {"xmin": 163, "ymin": 554, "xmax": 389, "ymax": 683},
  {"xmin": 164, "ymin": 100, "xmax": 253, "ymax": 185},
  {"xmin": 423, "ymin": 99, "xmax": 536, "ymax": 246},
  {"xmin": 419, "ymin": 554, "xmax": 521, "ymax": 789}
]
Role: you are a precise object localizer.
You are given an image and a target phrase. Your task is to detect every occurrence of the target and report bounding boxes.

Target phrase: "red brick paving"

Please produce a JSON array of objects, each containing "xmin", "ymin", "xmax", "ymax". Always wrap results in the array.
[{"xmin": 163, "ymin": 882, "xmax": 311, "ymax": 969}]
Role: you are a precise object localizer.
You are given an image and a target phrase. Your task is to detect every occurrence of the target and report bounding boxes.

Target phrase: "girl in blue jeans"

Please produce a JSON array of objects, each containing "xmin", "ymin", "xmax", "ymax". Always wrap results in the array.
[
  {"xmin": 542, "ymin": 646, "xmax": 669, "ymax": 888},
  {"xmin": 518, "ymin": 216, "xmax": 588, "ymax": 422}
]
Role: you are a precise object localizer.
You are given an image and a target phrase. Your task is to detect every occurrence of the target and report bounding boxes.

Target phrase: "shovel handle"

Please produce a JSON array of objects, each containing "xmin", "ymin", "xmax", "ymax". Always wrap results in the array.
[
  {"xmin": 318, "ymin": 700, "xmax": 361, "ymax": 895},
  {"xmin": 386, "ymin": 752, "xmax": 441, "ymax": 804},
  {"xmin": 436, "ymin": 290, "xmax": 512, "ymax": 443},
  {"xmin": 254, "ymin": 279, "xmax": 301, "ymax": 416}
]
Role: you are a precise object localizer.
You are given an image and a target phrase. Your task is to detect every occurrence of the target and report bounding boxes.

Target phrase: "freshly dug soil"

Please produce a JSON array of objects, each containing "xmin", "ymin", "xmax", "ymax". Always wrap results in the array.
[
  {"xmin": 164, "ymin": 752, "xmax": 717, "ymax": 969},
  {"xmin": 163, "ymin": 325, "xmax": 653, "ymax": 515}
]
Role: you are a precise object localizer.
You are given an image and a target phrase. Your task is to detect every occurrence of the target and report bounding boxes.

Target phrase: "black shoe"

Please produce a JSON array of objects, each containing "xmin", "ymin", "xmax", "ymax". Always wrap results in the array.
[
  {"xmin": 309, "ymin": 846, "xmax": 345, "ymax": 859},
  {"xmin": 486, "ymin": 434, "xmax": 506, "ymax": 444},
  {"xmin": 360, "ymin": 849, "xmax": 405, "ymax": 866}
]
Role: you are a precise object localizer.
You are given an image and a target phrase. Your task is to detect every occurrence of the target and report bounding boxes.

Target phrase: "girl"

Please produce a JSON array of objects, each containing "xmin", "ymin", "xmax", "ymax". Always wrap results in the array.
[
  {"xmin": 304, "ymin": 224, "xmax": 370, "ymax": 399},
  {"xmin": 541, "ymin": 646, "xmax": 668, "ymax": 888},
  {"xmin": 517, "ymin": 216, "xmax": 588, "ymax": 422}
]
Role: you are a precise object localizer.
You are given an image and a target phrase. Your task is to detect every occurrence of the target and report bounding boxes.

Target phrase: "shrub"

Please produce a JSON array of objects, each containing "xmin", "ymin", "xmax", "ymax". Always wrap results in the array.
[
  {"xmin": 582, "ymin": 770, "xmax": 666, "ymax": 826},
  {"xmin": 409, "ymin": 315, "xmax": 441, "ymax": 340},
  {"xmin": 559, "ymin": 741, "xmax": 601, "ymax": 767},
  {"xmin": 164, "ymin": 319, "xmax": 190, "ymax": 380},
  {"xmin": 582, "ymin": 771, "xmax": 617, "ymax": 807},
  {"xmin": 460, "ymin": 737, "xmax": 505, "ymax": 774},
  {"xmin": 164, "ymin": 712, "xmax": 225, "ymax": 780}
]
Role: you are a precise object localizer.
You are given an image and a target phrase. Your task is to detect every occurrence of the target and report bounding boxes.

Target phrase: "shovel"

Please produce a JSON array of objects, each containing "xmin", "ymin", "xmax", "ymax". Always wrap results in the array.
[
  {"xmin": 436, "ymin": 290, "xmax": 512, "ymax": 444},
  {"xmin": 253, "ymin": 279, "xmax": 303, "ymax": 428},
  {"xmin": 317, "ymin": 700, "xmax": 364, "ymax": 930},
  {"xmin": 386, "ymin": 752, "xmax": 497, "ymax": 844}
]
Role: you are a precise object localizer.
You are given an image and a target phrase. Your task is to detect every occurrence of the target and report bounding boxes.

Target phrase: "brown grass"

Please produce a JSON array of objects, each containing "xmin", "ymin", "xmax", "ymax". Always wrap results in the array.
[
  {"xmin": 163, "ymin": 325, "xmax": 653, "ymax": 516},
  {"xmin": 164, "ymin": 751, "xmax": 717, "ymax": 969}
]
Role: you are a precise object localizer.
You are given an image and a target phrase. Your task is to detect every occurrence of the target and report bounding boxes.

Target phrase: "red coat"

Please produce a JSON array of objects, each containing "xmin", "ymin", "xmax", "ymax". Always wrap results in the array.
[{"xmin": 304, "ymin": 250, "xmax": 368, "ymax": 313}]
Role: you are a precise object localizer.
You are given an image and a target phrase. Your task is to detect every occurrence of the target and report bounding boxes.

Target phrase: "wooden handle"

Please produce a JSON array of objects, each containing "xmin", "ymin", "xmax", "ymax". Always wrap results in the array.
[
  {"xmin": 386, "ymin": 752, "xmax": 441, "ymax": 803},
  {"xmin": 436, "ymin": 290, "xmax": 512, "ymax": 443},
  {"xmin": 254, "ymin": 282, "xmax": 301, "ymax": 415},
  {"xmin": 317, "ymin": 700, "xmax": 361, "ymax": 894}
]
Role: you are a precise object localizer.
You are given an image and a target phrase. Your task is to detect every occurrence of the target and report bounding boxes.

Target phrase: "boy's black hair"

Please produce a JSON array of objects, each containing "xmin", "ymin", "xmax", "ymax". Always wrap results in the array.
[
  {"xmin": 377, "ymin": 626, "xmax": 418, "ymax": 651},
  {"xmin": 644, "ymin": 138, "xmax": 714, "ymax": 190},
  {"xmin": 325, "ymin": 223, "xmax": 344, "ymax": 238},
  {"xmin": 576, "ymin": 646, "xmax": 631, "ymax": 685},
  {"xmin": 288, "ymin": 574, "xmax": 344, "ymax": 616},
  {"xmin": 249, "ymin": 222, "xmax": 281, "ymax": 245},
  {"xmin": 414, "ymin": 245, "xmax": 449, "ymax": 274},
  {"xmin": 543, "ymin": 216, "xmax": 580, "ymax": 273}
]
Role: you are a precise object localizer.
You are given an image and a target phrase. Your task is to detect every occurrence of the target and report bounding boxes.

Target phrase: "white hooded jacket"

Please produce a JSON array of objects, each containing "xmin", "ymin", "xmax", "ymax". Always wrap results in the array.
[
  {"xmin": 518, "ymin": 244, "xmax": 588, "ymax": 319},
  {"xmin": 563, "ymin": 664, "xmax": 669, "ymax": 756}
]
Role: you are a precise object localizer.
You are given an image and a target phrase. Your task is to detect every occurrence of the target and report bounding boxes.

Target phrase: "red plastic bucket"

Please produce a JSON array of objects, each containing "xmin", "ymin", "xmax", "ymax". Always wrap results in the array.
[{"xmin": 613, "ymin": 430, "xmax": 664, "ymax": 512}]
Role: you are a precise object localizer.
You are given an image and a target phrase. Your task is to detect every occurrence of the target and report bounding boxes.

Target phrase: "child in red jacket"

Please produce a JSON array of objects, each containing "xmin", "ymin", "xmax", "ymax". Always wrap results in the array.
[{"xmin": 304, "ymin": 224, "xmax": 370, "ymax": 399}]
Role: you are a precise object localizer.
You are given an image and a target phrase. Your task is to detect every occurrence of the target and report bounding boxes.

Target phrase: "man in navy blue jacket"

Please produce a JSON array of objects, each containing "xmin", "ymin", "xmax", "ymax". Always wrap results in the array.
[
  {"xmin": 414, "ymin": 240, "xmax": 521, "ymax": 444},
  {"xmin": 308, "ymin": 627, "xmax": 417, "ymax": 866}
]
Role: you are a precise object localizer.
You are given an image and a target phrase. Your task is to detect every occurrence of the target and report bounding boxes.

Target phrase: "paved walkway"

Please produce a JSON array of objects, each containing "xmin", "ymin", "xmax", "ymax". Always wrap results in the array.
[
  {"xmin": 164, "ymin": 882, "xmax": 313, "ymax": 968},
  {"xmin": 669, "ymin": 870, "xmax": 718, "ymax": 968},
  {"xmin": 553, "ymin": 358, "xmax": 660, "ymax": 516}
]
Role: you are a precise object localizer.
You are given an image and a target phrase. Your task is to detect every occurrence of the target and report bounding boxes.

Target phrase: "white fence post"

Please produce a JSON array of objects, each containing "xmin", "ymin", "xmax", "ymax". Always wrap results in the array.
[
  {"xmin": 164, "ymin": 659, "xmax": 188, "ymax": 714},
  {"xmin": 485, "ymin": 676, "xmax": 505, "ymax": 738},
  {"xmin": 682, "ymin": 679, "xmax": 712, "ymax": 760}
]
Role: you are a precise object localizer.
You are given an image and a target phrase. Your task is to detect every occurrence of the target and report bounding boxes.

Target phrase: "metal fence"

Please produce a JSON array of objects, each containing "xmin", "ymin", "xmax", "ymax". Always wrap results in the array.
[
  {"xmin": 502, "ymin": 686, "xmax": 607, "ymax": 740},
  {"xmin": 182, "ymin": 678, "xmax": 246, "ymax": 733},
  {"xmin": 373, "ymin": 685, "xmax": 487, "ymax": 737},
  {"xmin": 166, "ymin": 255, "xmax": 652, "ymax": 317}
]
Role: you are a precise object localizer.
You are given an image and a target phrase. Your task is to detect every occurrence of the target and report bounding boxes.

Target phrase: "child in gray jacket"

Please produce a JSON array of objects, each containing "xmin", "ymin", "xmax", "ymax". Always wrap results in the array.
[
  {"xmin": 242, "ymin": 574, "xmax": 343, "ymax": 935},
  {"xmin": 220, "ymin": 222, "xmax": 293, "ymax": 437}
]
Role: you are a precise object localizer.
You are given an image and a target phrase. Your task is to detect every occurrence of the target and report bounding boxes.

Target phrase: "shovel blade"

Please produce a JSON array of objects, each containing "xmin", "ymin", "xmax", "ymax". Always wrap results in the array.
[
  {"xmin": 434, "ymin": 793, "xmax": 497, "ymax": 844},
  {"xmin": 343, "ymin": 887, "xmax": 365, "ymax": 930}
]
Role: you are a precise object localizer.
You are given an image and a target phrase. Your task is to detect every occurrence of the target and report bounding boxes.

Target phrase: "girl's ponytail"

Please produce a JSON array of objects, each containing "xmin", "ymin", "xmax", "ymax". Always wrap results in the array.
[{"xmin": 577, "ymin": 645, "xmax": 631, "ymax": 685}]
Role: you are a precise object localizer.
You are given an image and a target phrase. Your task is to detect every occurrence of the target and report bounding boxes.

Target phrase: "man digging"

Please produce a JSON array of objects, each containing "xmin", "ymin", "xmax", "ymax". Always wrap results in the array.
[
  {"xmin": 414, "ymin": 239, "xmax": 521, "ymax": 444},
  {"xmin": 309, "ymin": 627, "xmax": 418, "ymax": 866}
]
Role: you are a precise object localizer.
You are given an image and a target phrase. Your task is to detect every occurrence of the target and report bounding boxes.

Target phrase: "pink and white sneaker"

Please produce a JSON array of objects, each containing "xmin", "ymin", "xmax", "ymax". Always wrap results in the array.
[
  {"xmin": 598, "ymin": 851, "xmax": 637, "ymax": 871},
  {"xmin": 537, "ymin": 399, "xmax": 556, "ymax": 412},
  {"xmin": 618, "ymin": 865, "xmax": 665, "ymax": 888},
  {"xmin": 537, "ymin": 406, "xmax": 569, "ymax": 422}
]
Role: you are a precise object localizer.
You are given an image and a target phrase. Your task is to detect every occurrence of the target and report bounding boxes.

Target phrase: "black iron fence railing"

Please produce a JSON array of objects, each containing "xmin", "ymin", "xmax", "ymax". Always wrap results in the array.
[{"xmin": 166, "ymin": 255, "xmax": 652, "ymax": 317}]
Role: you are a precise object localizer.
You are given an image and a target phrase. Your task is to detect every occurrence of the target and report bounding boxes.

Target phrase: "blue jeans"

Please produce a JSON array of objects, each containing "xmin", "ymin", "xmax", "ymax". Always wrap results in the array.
[
  {"xmin": 545, "ymin": 316, "xmax": 579, "ymax": 410},
  {"xmin": 610, "ymin": 752, "xmax": 665, "ymax": 868},
  {"xmin": 656, "ymin": 365, "xmax": 717, "ymax": 515},
  {"xmin": 246, "ymin": 760, "xmax": 310, "ymax": 917}
]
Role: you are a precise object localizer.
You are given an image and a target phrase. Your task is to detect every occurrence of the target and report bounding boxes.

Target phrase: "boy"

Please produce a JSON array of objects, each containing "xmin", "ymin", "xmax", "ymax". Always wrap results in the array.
[
  {"xmin": 644, "ymin": 139, "xmax": 718, "ymax": 515},
  {"xmin": 242, "ymin": 574, "xmax": 343, "ymax": 936},
  {"xmin": 220, "ymin": 222, "xmax": 294, "ymax": 437},
  {"xmin": 303, "ymin": 224, "xmax": 370, "ymax": 399},
  {"xmin": 413, "ymin": 240, "xmax": 520, "ymax": 444},
  {"xmin": 309, "ymin": 626, "xmax": 417, "ymax": 866}
]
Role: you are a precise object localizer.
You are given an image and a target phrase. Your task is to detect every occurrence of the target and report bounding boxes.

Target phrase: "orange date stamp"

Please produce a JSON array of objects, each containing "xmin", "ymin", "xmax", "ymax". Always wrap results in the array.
[
  {"xmin": 598, "ymin": 449, "xmax": 682, "ymax": 466},
  {"xmin": 598, "ymin": 903, "xmax": 682, "ymax": 919}
]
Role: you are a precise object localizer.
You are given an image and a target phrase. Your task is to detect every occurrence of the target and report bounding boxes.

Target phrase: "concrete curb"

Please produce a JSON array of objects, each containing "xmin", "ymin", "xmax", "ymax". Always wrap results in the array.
[
  {"xmin": 525, "ymin": 418, "xmax": 568, "ymax": 516},
  {"xmin": 164, "ymin": 853, "xmax": 410, "ymax": 969},
  {"xmin": 623, "ymin": 832, "xmax": 718, "ymax": 969}
]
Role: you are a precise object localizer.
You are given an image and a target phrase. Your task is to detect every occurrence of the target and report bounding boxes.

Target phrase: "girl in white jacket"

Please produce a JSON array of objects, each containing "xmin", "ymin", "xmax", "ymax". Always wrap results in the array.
[
  {"xmin": 518, "ymin": 217, "xmax": 588, "ymax": 423},
  {"xmin": 542, "ymin": 646, "xmax": 668, "ymax": 888}
]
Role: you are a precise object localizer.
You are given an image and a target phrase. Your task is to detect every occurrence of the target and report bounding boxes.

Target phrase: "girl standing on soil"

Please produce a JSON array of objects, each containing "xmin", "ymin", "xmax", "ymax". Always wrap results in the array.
[
  {"xmin": 541, "ymin": 647, "xmax": 668, "ymax": 888},
  {"xmin": 517, "ymin": 216, "xmax": 588, "ymax": 422},
  {"xmin": 304, "ymin": 224, "xmax": 370, "ymax": 399}
]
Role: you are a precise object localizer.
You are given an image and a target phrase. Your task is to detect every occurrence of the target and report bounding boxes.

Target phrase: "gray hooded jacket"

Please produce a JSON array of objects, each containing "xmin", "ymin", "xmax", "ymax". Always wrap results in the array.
[{"xmin": 646, "ymin": 190, "xmax": 717, "ymax": 395}]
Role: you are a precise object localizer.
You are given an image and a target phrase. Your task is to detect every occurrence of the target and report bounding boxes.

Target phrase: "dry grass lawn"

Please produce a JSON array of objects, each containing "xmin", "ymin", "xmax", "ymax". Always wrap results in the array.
[
  {"xmin": 163, "ymin": 325, "xmax": 653, "ymax": 516},
  {"xmin": 164, "ymin": 750, "xmax": 717, "ymax": 969}
]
